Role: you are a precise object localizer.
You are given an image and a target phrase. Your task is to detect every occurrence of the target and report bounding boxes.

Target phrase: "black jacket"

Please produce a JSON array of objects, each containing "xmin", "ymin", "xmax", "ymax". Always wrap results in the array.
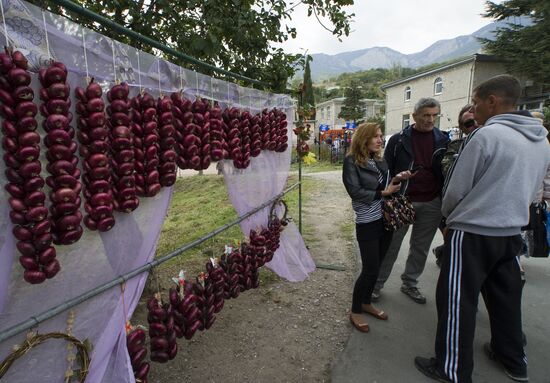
[
  {"xmin": 384, "ymin": 125, "xmax": 449, "ymax": 183},
  {"xmin": 342, "ymin": 155, "xmax": 389, "ymax": 203}
]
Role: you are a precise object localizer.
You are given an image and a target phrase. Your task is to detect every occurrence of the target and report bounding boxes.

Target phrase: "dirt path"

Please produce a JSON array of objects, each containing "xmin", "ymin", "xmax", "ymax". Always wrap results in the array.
[{"xmin": 144, "ymin": 170, "xmax": 356, "ymax": 382}]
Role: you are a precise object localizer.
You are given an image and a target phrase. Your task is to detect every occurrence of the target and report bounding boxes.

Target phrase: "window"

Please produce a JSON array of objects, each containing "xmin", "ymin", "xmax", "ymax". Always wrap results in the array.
[
  {"xmin": 404, "ymin": 86, "xmax": 411, "ymax": 101},
  {"xmin": 402, "ymin": 114, "xmax": 410, "ymax": 129},
  {"xmin": 327, "ymin": 107, "xmax": 331, "ymax": 119},
  {"xmin": 434, "ymin": 77, "xmax": 443, "ymax": 95}
]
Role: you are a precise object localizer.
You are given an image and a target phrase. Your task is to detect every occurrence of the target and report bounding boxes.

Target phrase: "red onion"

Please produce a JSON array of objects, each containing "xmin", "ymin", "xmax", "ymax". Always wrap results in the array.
[
  {"xmin": 0, "ymin": 50, "xmax": 59, "ymax": 283},
  {"xmin": 130, "ymin": 92, "xmax": 161, "ymax": 197},
  {"xmin": 191, "ymin": 97, "xmax": 211, "ymax": 170},
  {"xmin": 170, "ymin": 92, "xmax": 192, "ymax": 170},
  {"xmin": 106, "ymin": 82, "xmax": 139, "ymax": 212},
  {"xmin": 126, "ymin": 327, "xmax": 150, "ymax": 383},
  {"xmin": 156, "ymin": 96, "xmax": 177, "ymax": 186},
  {"xmin": 147, "ymin": 294, "xmax": 178, "ymax": 363},
  {"xmin": 40, "ymin": 60, "xmax": 82, "ymax": 246}
]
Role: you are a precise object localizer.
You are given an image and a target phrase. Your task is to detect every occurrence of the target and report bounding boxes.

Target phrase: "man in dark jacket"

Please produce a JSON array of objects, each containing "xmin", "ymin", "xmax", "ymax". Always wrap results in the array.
[{"xmin": 373, "ymin": 97, "xmax": 449, "ymax": 304}]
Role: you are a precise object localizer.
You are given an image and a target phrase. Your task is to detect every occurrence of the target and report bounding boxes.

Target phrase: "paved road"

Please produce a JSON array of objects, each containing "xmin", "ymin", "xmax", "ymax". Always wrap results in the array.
[{"xmin": 332, "ymin": 229, "xmax": 550, "ymax": 383}]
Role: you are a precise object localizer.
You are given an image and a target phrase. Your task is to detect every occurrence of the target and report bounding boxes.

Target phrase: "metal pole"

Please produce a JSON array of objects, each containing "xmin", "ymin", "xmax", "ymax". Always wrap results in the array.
[
  {"xmin": 317, "ymin": 129, "xmax": 321, "ymax": 161},
  {"xmin": 49, "ymin": 0, "xmax": 270, "ymax": 89},
  {"xmin": 0, "ymin": 182, "xmax": 300, "ymax": 343},
  {"xmin": 298, "ymin": 154, "xmax": 302, "ymax": 234}
]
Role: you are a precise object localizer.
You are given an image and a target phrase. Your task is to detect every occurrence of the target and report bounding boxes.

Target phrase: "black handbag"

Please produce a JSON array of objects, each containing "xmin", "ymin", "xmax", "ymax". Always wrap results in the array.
[{"xmin": 528, "ymin": 202, "xmax": 549, "ymax": 258}]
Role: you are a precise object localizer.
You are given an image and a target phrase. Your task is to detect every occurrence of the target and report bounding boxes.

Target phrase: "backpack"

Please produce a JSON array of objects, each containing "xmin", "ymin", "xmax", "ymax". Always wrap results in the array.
[
  {"xmin": 529, "ymin": 202, "xmax": 549, "ymax": 257},
  {"xmin": 441, "ymin": 139, "xmax": 463, "ymax": 177}
]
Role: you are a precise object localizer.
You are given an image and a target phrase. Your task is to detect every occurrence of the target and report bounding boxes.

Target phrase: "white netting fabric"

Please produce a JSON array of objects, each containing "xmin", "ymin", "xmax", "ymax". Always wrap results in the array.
[{"xmin": 0, "ymin": 0, "xmax": 314, "ymax": 382}]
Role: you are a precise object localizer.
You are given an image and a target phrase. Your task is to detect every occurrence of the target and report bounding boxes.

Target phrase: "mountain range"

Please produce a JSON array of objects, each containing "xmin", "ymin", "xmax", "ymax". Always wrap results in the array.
[{"xmin": 307, "ymin": 18, "xmax": 529, "ymax": 81}]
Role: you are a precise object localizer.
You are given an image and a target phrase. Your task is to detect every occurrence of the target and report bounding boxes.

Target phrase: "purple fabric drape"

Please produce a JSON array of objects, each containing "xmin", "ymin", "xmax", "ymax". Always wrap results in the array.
[{"xmin": 220, "ymin": 109, "xmax": 316, "ymax": 281}]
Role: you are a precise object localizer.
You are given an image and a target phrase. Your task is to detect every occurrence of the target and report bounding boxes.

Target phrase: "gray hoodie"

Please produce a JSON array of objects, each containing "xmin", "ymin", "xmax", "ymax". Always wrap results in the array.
[{"xmin": 442, "ymin": 113, "xmax": 550, "ymax": 236}]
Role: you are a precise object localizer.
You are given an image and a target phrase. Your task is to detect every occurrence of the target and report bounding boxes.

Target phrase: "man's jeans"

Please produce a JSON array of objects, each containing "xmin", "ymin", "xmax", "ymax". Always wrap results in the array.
[{"xmin": 375, "ymin": 197, "xmax": 442, "ymax": 290}]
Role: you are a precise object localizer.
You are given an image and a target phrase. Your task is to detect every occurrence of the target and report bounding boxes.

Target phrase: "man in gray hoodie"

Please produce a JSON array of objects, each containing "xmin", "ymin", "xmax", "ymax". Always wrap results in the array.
[{"xmin": 415, "ymin": 75, "xmax": 550, "ymax": 383}]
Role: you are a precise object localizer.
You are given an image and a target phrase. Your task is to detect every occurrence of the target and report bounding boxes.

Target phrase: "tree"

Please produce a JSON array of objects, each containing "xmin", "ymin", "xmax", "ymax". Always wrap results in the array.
[
  {"xmin": 302, "ymin": 56, "xmax": 315, "ymax": 119},
  {"xmin": 35, "ymin": 0, "xmax": 354, "ymax": 92},
  {"xmin": 481, "ymin": 0, "xmax": 550, "ymax": 84},
  {"xmin": 338, "ymin": 81, "xmax": 365, "ymax": 124},
  {"xmin": 367, "ymin": 115, "xmax": 385, "ymax": 134}
]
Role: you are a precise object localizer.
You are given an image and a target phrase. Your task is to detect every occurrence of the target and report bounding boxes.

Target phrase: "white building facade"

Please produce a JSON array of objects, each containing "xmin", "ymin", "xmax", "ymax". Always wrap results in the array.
[
  {"xmin": 381, "ymin": 54, "xmax": 510, "ymax": 135},
  {"xmin": 315, "ymin": 97, "xmax": 384, "ymax": 131}
]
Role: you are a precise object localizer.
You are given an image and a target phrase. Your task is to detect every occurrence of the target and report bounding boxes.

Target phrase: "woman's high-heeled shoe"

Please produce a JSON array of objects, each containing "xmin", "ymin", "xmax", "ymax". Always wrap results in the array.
[
  {"xmin": 362, "ymin": 304, "xmax": 389, "ymax": 320},
  {"xmin": 349, "ymin": 314, "xmax": 370, "ymax": 333}
]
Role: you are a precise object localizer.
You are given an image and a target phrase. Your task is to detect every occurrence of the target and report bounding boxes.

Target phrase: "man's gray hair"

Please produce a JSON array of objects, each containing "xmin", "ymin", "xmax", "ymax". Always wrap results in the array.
[{"xmin": 414, "ymin": 97, "xmax": 441, "ymax": 113}]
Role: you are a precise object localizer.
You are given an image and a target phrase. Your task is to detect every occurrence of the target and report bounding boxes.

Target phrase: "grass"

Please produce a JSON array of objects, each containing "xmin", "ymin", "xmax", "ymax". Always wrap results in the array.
[
  {"xmin": 290, "ymin": 160, "xmax": 342, "ymax": 173},
  {"xmin": 283, "ymin": 174, "xmax": 324, "ymax": 244},
  {"xmin": 153, "ymin": 173, "xmax": 324, "ymax": 285},
  {"xmin": 339, "ymin": 221, "xmax": 355, "ymax": 243}
]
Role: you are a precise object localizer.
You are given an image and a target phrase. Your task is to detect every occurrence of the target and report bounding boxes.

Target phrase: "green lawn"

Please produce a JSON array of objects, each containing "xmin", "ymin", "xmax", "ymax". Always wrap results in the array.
[
  {"xmin": 290, "ymin": 160, "xmax": 342, "ymax": 173},
  {"xmin": 154, "ymin": 173, "xmax": 323, "ymax": 281}
]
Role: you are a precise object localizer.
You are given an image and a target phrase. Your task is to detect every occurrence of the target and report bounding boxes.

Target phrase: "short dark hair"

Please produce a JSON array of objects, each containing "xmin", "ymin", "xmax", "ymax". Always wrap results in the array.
[
  {"xmin": 458, "ymin": 104, "xmax": 472, "ymax": 128},
  {"xmin": 473, "ymin": 75, "xmax": 521, "ymax": 106}
]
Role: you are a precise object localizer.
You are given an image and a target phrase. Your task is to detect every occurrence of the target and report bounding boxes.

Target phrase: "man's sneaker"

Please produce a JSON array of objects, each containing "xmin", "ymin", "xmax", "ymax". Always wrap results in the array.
[
  {"xmin": 371, "ymin": 289, "xmax": 380, "ymax": 302},
  {"xmin": 414, "ymin": 356, "xmax": 451, "ymax": 382},
  {"xmin": 401, "ymin": 286, "xmax": 427, "ymax": 304},
  {"xmin": 484, "ymin": 343, "xmax": 529, "ymax": 382}
]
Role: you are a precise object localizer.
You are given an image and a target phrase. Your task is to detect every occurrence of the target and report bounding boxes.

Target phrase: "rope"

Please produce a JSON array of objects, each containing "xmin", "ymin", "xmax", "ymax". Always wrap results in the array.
[
  {"xmin": 81, "ymin": 30, "xmax": 89, "ymax": 82},
  {"xmin": 111, "ymin": 39, "xmax": 117, "ymax": 83},
  {"xmin": 41, "ymin": 10, "xmax": 51, "ymax": 60},
  {"xmin": 0, "ymin": 0, "xmax": 10, "ymax": 47}
]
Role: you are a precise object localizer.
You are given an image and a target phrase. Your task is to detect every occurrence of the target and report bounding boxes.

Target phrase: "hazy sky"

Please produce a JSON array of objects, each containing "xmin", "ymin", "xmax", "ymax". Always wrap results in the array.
[{"xmin": 279, "ymin": 0, "xmax": 504, "ymax": 55}]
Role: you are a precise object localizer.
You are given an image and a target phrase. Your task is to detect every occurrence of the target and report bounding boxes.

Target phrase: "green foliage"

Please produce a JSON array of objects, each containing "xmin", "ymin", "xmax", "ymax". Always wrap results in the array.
[
  {"xmin": 366, "ymin": 115, "xmax": 386, "ymax": 134},
  {"xmin": 313, "ymin": 66, "xmax": 417, "ymax": 103},
  {"xmin": 338, "ymin": 80, "xmax": 365, "ymax": 123},
  {"xmin": 543, "ymin": 105, "xmax": 550, "ymax": 127},
  {"xmin": 303, "ymin": 56, "xmax": 315, "ymax": 118},
  {"xmin": 314, "ymin": 59, "xmax": 472, "ymax": 103},
  {"xmin": 481, "ymin": 0, "xmax": 550, "ymax": 84},
  {"xmin": 156, "ymin": 175, "xmax": 240, "ymax": 262},
  {"xmin": 35, "ymin": 0, "xmax": 354, "ymax": 91}
]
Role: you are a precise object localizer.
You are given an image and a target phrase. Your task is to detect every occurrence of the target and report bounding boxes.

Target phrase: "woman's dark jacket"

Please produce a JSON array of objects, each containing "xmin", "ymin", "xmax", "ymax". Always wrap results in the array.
[{"xmin": 342, "ymin": 155, "xmax": 389, "ymax": 203}]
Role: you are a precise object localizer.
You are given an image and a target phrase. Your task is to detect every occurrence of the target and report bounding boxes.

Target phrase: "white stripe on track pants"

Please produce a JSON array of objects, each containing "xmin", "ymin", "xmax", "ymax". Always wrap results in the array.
[{"xmin": 434, "ymin": 229, "xmax": 526, "ymax": 383}]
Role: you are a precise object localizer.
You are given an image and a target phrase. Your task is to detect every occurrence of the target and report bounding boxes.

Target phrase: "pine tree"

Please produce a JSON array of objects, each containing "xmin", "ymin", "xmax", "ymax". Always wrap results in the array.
[
  {"xmin": 302, "ymin": 57, "xmax": 315, "ymax": 119},
  {"xmin": 338, "ymin": 81, "xmax": 365, "ymax": 124},
  {"xmin": 481, "ymin": 0, "xmax": 550, "ymax": 84}
]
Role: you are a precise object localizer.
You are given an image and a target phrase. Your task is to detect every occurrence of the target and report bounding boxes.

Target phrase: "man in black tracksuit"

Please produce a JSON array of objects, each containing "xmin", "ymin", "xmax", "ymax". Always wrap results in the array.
[
  {"xmin": 374, "ymin": 98, "xmax": 449, "ymax": 304},
  {"xmin": 415, "ymin": 76, "xmax": 550, "ymax": 382}
]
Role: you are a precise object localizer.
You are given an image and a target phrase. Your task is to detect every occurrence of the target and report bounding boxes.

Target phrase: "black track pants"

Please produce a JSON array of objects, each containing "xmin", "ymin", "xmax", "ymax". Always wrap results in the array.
[{"xmin": 434, "ymin": 229, "xmax": 526, "ymax": 382}]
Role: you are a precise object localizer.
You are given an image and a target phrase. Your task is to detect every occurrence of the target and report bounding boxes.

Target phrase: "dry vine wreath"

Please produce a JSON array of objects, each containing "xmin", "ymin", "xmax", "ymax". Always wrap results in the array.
[
  {"xmin": 0, "ymin": 332, "xmax": 90, "ymax": 382},
  {"xmin": 269, "ymin": 198, "xmax": 289, "ymax": 226}
]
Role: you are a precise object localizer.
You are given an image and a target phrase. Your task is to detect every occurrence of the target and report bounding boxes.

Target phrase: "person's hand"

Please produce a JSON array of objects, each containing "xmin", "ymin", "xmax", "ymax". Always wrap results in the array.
[
  {"xmin": 382, "ymin": 181, "xmax": 401, "ymax": 196},
  {"xmin": 397, "ymin": 170, "xmax": 414, "ymax": 180}
]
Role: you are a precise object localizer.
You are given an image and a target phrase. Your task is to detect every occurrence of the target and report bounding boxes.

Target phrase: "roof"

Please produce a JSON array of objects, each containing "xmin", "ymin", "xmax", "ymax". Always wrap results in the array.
[{"xmin": 380, "ymin": 54, "xmax": 501, "ymax": 90}]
